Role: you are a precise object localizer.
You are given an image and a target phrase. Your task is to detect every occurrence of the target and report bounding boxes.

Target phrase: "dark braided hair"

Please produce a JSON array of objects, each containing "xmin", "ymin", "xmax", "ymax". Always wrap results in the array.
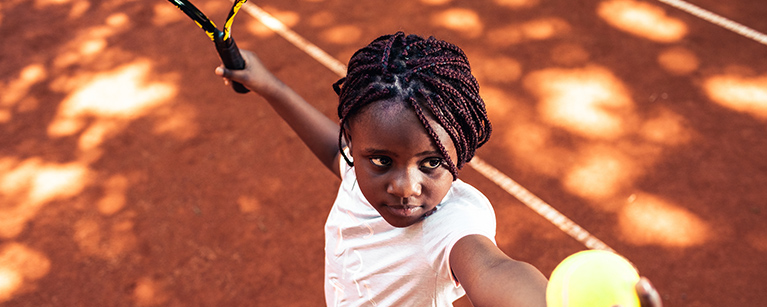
[{"xmin": 333, "ymin": 32, "xmax": 492, "ymax": 180}]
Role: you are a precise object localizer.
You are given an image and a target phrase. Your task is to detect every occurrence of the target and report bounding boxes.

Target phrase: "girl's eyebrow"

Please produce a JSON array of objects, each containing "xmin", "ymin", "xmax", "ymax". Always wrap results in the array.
[
  {"xmin": 361, "ymin": 148, "xmax": 442, "ymax": 157},
  {"xmin": 361, "ymin": 148, "xmax": 393, "ymax": 155},
  {"xmin": 416, "ymin": 150, "xmax": 443, "ymax": 157}
]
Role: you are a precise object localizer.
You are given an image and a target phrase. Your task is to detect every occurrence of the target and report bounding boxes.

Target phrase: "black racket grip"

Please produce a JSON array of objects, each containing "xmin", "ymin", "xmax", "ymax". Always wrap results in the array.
[{"xmin": 214, "ymin": 36, "xmax": 250, "ymax": 93}]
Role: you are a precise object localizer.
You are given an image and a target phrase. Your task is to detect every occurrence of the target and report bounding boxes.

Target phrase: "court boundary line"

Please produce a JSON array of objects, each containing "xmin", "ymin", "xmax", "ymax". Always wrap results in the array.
[
  {"xmin": 657, "ymin": 0, "xmax": 767, "ymax": 46},
  {"xmin": 239, "ymin": 3, "xmax": 347, "ymax": 76},
  {"xmin": 238, "ymin": 1, "xmax": 614, "ymax": 252},
  {"xmin": 468, "ymin": 157, "xmax": 614, "ymax": 251}
]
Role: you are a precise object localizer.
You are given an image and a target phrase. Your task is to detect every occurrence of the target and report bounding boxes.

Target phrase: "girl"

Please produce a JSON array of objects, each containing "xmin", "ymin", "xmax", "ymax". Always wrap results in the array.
[{"xmin": 216, "ymin": 32, "xmax": 549, "ymax": 306}]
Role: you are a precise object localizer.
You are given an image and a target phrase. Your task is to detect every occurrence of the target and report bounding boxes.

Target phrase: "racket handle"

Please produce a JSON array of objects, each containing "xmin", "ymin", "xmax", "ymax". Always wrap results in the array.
[{"xmin": 214, "ymin": 36, "xmax": 250, "ymax": 93}]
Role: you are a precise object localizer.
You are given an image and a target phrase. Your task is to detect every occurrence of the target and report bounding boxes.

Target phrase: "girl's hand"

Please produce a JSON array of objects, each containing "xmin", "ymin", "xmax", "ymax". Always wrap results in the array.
[
  {"xmin": 214, "ymin": 49, "xmax": 284, "ymax": 97},
  {"xmin": 636, "ymin": 277, "xmax": 662, "ymax": 307}
]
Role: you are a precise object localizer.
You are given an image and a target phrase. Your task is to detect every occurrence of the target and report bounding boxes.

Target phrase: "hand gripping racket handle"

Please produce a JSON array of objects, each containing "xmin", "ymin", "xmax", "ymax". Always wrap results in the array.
[{"xmin": 214, "ymin": 34, "xmax": 250, "ymax": 93}]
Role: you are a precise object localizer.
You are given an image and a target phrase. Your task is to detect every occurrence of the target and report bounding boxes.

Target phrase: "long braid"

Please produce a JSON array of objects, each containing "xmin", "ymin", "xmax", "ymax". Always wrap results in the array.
[{"xmin": 334, "ymin": 32, "xmax": 492, "ymax": 179}]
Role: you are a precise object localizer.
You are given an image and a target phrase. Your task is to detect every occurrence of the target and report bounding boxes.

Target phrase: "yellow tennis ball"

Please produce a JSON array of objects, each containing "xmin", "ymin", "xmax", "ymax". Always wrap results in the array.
[{"xmin": 546, "ymin": 250, "xmax": 641, "ymax": 307}]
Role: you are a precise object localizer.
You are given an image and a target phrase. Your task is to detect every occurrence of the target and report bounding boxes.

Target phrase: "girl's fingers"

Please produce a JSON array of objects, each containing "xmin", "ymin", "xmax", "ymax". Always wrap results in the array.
[
  {"xmin": 636, "ymin": 277, "xmax": 662, "ymax": 307},
  {"xmin": 215, "ymin": 66, "xmax": 232, "ymax": 86},
  {"xmin": 215, "ymin": 66, "xmax": 229, "ymax": 77}
]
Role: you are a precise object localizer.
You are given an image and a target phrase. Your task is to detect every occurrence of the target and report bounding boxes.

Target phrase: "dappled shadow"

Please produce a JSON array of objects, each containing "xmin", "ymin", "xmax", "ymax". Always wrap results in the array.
[
  {"xmin": 1, "ymin": 0, "xmax": 766, "ymax": 306},
  {"xmin": 598, "ymin": 0, "xmax": 688, "ymax": 43},
  {"xmin": 703, "ymin": 72, "xmax": 767, "ymax": 119},
  {"xmin": 1, "ymin": 0, "xmax": 336, "ymax": 305}
]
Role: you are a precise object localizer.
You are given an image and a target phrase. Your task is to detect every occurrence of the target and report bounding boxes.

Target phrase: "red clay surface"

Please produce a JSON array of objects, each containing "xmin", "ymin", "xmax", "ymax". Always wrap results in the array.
[{"xmin": 1, "ymin": 0, "xmax": 766, "ymax": 306}]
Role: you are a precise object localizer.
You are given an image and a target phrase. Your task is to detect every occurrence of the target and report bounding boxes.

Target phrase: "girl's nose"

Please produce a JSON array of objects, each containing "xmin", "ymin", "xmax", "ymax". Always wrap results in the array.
[{"xmin": 387, "ymin": 168, "xmax": 422, "ymax": 198}]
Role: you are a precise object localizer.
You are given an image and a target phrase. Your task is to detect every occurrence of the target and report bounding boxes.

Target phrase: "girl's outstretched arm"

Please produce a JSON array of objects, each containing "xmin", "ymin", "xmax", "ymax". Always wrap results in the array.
[
  {"xmin": 452, "ymin": 236, "xmax": 664, "ymax": 307},
  {"xmin": 450, "ymin": 235, "xmax": 548, "ymax": 307},
  {"xmin": 216, "ymin": 50, "xmax": 342, "ymax": 177}
]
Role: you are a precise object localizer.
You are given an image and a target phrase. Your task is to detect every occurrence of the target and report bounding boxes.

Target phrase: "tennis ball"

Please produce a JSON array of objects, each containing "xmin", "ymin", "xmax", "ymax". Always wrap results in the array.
[{"xmin": 546, "ymin": 250, "xmax": 641, "ymax": 307}]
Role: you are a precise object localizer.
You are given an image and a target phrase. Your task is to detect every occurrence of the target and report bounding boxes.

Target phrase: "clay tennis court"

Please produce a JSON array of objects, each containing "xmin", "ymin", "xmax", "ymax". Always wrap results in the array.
[{"xmin": 1, "ymin": 0, "xmax": 766, "ymax": 306}]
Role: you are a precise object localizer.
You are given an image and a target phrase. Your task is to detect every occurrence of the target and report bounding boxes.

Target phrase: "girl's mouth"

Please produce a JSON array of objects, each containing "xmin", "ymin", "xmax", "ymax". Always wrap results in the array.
[{"xmin": 385, "ymin": 205, "xmax": 421, "ymax": 218}]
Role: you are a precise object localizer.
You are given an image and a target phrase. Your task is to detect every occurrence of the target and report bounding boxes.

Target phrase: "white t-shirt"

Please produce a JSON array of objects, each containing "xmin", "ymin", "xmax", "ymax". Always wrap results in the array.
[{"xmin": 324, "ymin": 161, "xmax": 497, "ymax": 307}]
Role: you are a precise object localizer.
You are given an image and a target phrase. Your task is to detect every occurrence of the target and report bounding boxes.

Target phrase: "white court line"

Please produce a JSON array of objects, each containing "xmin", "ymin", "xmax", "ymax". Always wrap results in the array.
[
  {"xmin": 237, "ymin": 1, "xmax": 614, "ymax": 252},
  {"xmin": 657, "ymin": 0, "xmax": 767, "ymax": 46},
  {"xmin": 469, "ymin": 158, "xmax": 614, "ymax": 252},
  {"xmin": 239, "ymin": 3, "xmax": 347, "ymax": 76}
]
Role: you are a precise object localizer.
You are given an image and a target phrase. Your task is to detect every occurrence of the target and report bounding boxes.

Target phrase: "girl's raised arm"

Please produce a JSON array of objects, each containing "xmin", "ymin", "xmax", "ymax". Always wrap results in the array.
[{"xmin": 216, "ymin": 50, "xmax": 342, "ymax": 178}]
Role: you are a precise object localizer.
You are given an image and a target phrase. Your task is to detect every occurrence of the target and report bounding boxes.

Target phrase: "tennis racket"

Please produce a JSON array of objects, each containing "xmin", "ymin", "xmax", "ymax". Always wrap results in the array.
[{"xmin": 168, "ymin": 0, "xmax": 250, "ymax": 93}]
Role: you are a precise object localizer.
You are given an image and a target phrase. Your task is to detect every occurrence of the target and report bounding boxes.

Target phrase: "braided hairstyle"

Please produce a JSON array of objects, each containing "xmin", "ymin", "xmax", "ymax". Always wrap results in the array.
[{"xmin": 333, "ymin": 32, "xmax": 492, "ymax": 180}]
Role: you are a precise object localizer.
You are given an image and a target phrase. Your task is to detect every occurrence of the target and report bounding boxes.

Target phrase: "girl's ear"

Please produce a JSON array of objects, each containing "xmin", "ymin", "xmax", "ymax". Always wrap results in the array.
[{"xmin": 340, "ymin": 124, "xmax": 355, "ymax": 167}]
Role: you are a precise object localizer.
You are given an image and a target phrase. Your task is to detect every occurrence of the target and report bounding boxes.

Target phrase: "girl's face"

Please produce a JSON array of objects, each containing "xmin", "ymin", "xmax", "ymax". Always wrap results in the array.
[{"xmin": 348, "ymin": 100, "xmax": 457, "ymax": 228}]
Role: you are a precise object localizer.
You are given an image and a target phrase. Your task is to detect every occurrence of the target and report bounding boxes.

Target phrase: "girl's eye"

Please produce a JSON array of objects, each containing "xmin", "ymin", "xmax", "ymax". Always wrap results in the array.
[
  {"xmin": 421, "ymin": 158, "xmax": 443, "ymax": 170},
  {"xmin": 370, "ymin": 156, "xmax": 392, "ymax": 167}
]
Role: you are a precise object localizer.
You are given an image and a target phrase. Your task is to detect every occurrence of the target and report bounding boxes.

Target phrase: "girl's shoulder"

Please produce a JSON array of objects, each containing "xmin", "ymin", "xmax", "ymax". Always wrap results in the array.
[
  {"xmin": 428, "ymin": 179, "xmax": 495, "ymax": 228},
  {"xmin": 445, "ymin": 179, "xmax": 492, "ymax": 208}
]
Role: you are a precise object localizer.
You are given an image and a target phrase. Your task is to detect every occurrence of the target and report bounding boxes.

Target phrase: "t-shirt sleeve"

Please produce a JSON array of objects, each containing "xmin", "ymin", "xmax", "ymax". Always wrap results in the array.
[{"xmin": 422, "ymin": 181, "xmax": 497, "ymax": 286}]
